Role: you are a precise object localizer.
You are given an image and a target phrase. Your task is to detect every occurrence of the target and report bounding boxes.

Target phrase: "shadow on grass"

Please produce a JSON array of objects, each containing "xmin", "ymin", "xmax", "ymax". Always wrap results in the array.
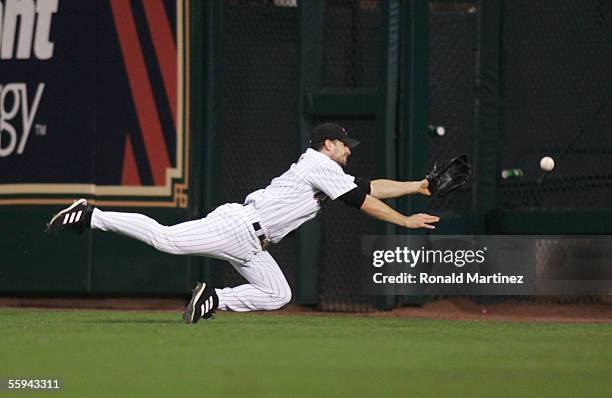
[{"xmin": 75, "ymin": 319, "xmax": 180, "ymax": 324}]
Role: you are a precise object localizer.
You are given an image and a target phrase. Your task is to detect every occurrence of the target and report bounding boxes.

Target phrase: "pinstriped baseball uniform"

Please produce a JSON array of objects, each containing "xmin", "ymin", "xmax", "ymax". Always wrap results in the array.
[{"xmin": 91, "ymin": 148, "xmax": 358, "ymax": 311}]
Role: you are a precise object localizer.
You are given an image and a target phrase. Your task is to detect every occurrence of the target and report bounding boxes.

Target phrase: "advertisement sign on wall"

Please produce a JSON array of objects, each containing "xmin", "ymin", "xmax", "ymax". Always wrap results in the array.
[{"xmin": 0, "ymin": 0, "xmax": 190, "ymax": 207}]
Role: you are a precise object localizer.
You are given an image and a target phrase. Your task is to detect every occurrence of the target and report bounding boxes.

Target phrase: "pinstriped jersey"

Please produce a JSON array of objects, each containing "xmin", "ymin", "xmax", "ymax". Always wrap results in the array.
[{"xmin": 244, "ymin": 148, "xmax": 357, "ymax": 243}]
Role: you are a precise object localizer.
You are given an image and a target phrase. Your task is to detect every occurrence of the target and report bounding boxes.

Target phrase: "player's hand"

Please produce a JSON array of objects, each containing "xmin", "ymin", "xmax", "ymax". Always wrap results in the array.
[
  {"xmin": 416, "ymin": 179, "xmax": 431, "ymax": 196},
  {"xmin": 405, "ymin": 213, "xmax": 439, "ymax": 229}
]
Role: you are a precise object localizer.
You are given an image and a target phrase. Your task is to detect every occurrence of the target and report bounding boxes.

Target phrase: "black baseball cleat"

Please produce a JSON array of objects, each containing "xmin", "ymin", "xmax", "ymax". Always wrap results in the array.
[
  {"xmin": 183, "ymin": 282, "xmax": 219, "ymax": 324},
  {"xmin": 46, "ymin": 199, "xmax": 94, "ymax": 235}
]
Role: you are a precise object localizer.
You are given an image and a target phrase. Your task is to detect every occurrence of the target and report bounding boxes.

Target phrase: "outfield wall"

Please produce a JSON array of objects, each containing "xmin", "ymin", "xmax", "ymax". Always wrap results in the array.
[{"xmin": 1, "ymin": 1, "xmax": 610, "ymax": 310}]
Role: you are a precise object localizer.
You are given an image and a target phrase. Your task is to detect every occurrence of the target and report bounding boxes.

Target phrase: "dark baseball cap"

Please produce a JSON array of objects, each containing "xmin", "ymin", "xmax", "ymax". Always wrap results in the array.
[{"xmin": 310, "ymin": 123, "xmax": 360, "ymax": 149}]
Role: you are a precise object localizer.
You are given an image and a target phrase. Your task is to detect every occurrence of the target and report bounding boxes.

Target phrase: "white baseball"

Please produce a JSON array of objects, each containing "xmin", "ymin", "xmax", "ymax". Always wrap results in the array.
[
  {"xmin": 540, "ymin": 156, "xmax": 555, "ymax": 172},
  {"xmin": 436, "ymin": 126, "xmax": 445, "ymax": 136}
]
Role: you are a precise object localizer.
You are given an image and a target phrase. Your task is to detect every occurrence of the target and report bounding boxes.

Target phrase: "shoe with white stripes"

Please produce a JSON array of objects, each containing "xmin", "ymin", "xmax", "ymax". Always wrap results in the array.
[
  {"xmin": 183, "ymin": 282, "xmax": 219, "ymax": 324},
  {"xmin": 46, "ymin": 199, "xmax": 94, "ymax": 235}
]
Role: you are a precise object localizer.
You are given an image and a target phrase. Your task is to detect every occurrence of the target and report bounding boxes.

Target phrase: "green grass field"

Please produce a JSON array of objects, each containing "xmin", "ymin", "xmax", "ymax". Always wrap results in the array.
[{"xmin": 1, "ymin": 308, "xmax": 611, "ymax": 397}]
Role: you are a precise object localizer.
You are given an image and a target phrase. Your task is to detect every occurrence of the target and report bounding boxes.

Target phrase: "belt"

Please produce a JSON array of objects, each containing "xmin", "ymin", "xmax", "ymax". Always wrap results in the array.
[{"xmin": 252, "ymin": 221, "xmax": 271, "ymax": 250}]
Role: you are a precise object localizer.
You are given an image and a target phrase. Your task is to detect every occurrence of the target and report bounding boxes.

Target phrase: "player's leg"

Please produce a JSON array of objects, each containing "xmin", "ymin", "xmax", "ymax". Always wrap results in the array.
[
  {"xmin": 183, "ymin": 251, "xmax": 291, "ymax": 323},
  {"xmin": 90, "ymin": 208, "xmax": 208, "ymax": 255},
  {"xmin": 46, "ymin": 199, "xmax": 259, "ymax": 261},
  {"xmin": 90, "ymin": 207, "xmax": 261, "ymax": 260},
  {"xmin": 216, "ymin": 251, "xmax": 292, "ymax": 312}
]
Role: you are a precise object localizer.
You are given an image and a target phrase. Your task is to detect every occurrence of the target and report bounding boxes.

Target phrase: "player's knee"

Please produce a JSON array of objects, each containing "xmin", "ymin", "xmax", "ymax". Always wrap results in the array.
[
  {"xmin": 279, "ymin": 287, "xmax": 292, "ymax": 308},
  {"xmin": 269, "ymin": 286, "xmax": 291, "ymax": 310}
]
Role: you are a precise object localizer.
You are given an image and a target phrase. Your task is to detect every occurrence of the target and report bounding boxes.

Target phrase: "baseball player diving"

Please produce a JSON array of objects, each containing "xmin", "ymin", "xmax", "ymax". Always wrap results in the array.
[{"xmin": 46, "ymin": 123, "xmax": 470, "ymax": 324}]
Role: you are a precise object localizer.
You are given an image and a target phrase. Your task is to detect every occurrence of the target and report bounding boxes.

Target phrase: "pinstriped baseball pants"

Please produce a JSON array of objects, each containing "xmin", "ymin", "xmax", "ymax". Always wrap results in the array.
[{"xmin": 90, "ymin": 203, "xmax": 291, "ymax": 311}]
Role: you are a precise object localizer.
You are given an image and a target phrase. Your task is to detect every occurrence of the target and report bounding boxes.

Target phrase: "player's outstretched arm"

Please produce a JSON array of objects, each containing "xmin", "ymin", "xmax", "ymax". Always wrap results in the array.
[
  {"xmin": 359, "ymin": 194, "xmax": 439, "ymax": 229},
  {"xmin": 369, "ymin": 179, "xmax": 431, "ymax": 200}
]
